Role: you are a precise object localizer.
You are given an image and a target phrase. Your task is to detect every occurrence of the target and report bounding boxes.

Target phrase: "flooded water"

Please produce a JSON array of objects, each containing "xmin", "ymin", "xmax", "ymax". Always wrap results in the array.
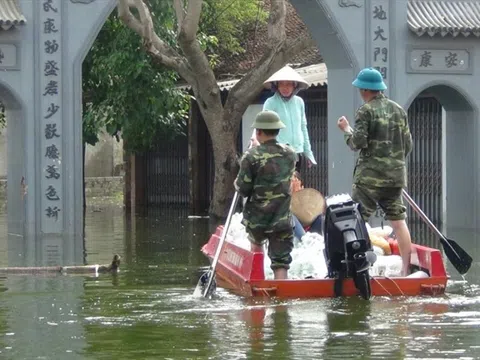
[{"xmin": 0, "ymin": 204, "xmax": 478, "ymax": 359}]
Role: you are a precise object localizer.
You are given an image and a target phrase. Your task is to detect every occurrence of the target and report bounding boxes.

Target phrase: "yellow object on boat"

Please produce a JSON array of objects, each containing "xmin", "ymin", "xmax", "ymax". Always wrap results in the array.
[{"xmin": 369, "ymin": 234, "xmax": 391, "ymax": 255}]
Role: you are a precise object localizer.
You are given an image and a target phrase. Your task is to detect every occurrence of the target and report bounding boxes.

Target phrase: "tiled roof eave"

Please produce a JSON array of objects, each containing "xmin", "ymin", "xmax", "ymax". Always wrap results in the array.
[
  {"xmin": 407, "ymin": 0, "xmax": 480, "ymax": 38},
  {"xmin": 0, "ymin": 0, "xmax": 27, "ymax": 31},
  {"xmin": 176, "ymin": 63, "xmax": 328, "ymax": 92}
]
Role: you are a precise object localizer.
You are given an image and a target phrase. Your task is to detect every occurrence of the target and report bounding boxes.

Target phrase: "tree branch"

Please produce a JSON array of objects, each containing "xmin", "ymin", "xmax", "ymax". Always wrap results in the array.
[
  {"xmin": 224, "ymin": 0, "xmax": 312, "ymax": 118},
  {"xmin": 242, "ymin": 34, "xmax": 316, "ymax": 94},
  {"xmin": 181, "ymin": 0, "xmax": 203, "ymax": 43},
  {"xmin": 227, "ymin": 35, "xmax": 315, "ymax": 118},
  {"xmin": 173, "ymin": 0, "xmax": 185, "ymax": 34},
  {"xmin": 267, "ymin": 0, "xmax": 287, "ymax": 47},
  {"xmin": 174, "ymin": 0, "xmax": 222, "ymax": 120},
  {"xmin": 283, "ymin": 36, "xmax": 317, "ymax": 62},
  {"xmin": 117, "ymin": 0, "xmax": 194, "ymax": 83},
  {"xmin": 117, "ymin": 0, "xmax": 221, "ymax": 121}
]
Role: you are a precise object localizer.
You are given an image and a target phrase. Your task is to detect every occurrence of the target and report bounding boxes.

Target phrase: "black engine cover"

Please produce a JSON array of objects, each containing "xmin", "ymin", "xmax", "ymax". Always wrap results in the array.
[{"xmin": 323, "ymin": 200, "xmax": 372, "ymax": 278}]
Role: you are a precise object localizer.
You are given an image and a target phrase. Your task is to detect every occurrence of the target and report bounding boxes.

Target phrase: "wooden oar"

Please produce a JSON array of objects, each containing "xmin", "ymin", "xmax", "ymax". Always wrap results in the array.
[{"xmin": 402, "ymin": 189, "xmax": 472, "ymax": 275}]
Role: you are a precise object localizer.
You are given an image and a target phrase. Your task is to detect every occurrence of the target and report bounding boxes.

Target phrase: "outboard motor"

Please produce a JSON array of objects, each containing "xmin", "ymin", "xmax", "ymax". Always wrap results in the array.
[{"xmin": 323, "ymin": 199, "xmax": 377, "ymax": 300}]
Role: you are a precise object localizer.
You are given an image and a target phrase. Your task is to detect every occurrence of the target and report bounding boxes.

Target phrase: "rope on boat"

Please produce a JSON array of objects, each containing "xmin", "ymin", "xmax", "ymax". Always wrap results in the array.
[
  {"xmin": 252, "ymin": 286, "xmax": 275, "ymax": 298},
  {"xmin": 384, "ymin": 277, "xmax": 405, "ymax": 296},
  {"xmin": 372, "ymin": 277, "xmax": 392, "ymax": 297},
  {"xmin": 371, "ymin": 276, "xmax": 405, "ymax": 297},
  {"xmin": 260, "ymin": 288, "xmax": 271, "ymax": 298}
]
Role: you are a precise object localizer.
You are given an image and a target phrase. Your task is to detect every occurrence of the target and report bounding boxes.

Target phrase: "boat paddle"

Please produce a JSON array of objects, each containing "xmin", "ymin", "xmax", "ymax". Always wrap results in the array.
[
  {"xmin": 194, "ymin": 142, "xmax": 254, "ymax": 298},
  {"xmin": 196, "ymin": 190, "xmax": 241, "ymax": 298},
  {"xmin": 402, "ymin": 189, "xmax": 472, "ymax": 275}
]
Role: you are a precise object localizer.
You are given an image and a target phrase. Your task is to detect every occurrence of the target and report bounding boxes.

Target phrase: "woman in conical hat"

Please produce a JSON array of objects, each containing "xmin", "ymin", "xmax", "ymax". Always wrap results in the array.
[{"xmin": 250, "ymin": 65, "xmax": 317, "ymax": 172}]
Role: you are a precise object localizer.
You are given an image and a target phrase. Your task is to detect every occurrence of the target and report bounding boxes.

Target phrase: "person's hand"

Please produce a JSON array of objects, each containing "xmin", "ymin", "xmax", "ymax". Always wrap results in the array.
[
  {"xmin": 306, "ymin": 158, "xmax": 313, "ymax": 168},
  {"xmin": 290, "ymin": 174, "xmax": 304, "ymax": 193},
  {"xmin": 337, "ymin": 116, "xmax": 350, "ymax": 132},
  {"xmin": 250, "ymin": 137, "xmax": 260, "ymax": 147}
]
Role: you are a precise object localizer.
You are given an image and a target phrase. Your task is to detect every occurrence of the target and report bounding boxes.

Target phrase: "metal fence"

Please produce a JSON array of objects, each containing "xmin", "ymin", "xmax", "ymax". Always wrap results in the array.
[
  {"xmin": 406, "ymin": 94, "xmax": 443, "ymax": 247},
  {"xmin": 145, "ymin": 134, "xmax": 190, "ymax": 206},
  {"xmin": 298, "ymin": 88, "xmax": 329, "ymax": 194}
]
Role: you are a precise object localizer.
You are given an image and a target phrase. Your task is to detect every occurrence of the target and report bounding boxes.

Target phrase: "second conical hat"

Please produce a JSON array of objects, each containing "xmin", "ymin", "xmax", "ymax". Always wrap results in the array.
[
  {"xmin": 264, "ymin": 65, "xmax": 309, "ymax": 90},
  {"xmin": 290, "ymin": 188, "xmax": 326, "ymax": 227}
]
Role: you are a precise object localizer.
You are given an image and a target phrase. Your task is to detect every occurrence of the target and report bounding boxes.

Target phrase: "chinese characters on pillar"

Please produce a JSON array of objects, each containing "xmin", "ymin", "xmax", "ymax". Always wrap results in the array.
[
  {"xmin": 41, "ymin": 0, "xmax": 62, "ymax": 225},
  {"xmin": 371, "ymin": 2, "xmax": 389, "ymax": 88}
]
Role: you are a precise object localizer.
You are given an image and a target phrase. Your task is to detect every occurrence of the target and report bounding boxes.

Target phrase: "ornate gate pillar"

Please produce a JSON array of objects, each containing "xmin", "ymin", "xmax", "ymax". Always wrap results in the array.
[
  {"xmin": 0, "ymin": 0, "xmax": 115, "ymax": 265},
  {"xmin": 31, "ymin": 0, "xmax": 115, "ymax": 240},
  {"xmin": 294, "ymin": 0, "xmax": 480, "ymax": 232},
  {"xmin": 291, "ymin": 0, "xmax": 396, "ymax": 199}
]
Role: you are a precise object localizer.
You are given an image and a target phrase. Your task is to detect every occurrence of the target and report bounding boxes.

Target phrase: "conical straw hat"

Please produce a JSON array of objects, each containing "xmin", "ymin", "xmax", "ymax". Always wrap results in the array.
[
  {"xmin": 264, "ymin": 65, "xmax": 309, "ymax": 90},
  {"xmin": 290, "ymin": 188, "xmax": 326, "ymax": 227}
]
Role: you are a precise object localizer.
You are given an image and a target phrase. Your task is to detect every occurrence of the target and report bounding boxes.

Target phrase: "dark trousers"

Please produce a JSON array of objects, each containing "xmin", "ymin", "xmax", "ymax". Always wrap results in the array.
[
  {"xmin": 309, "ymin": 215, "xmax": 324, "ymax": 235},
  {"xmin": 292, "ymin": 214, "xmax": 306, "ymax": 239},
  {"xmin": 295, "ymin": 153, "xmax": 303, "ymax": 173},
  {"xmin": 292, "ymin": 214, "xmax": 324, "ymax": 239}
]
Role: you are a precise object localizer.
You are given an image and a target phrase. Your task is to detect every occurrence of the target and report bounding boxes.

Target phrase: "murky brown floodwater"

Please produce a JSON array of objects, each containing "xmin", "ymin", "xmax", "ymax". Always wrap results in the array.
[{"xmin": 0, "ymin": 204, "xmax": 478, "ymax": 359}]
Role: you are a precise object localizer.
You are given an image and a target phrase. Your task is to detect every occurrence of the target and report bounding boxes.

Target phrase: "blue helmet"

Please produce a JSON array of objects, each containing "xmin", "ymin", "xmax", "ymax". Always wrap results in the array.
[{"xmin": 352, "ymin": 67, "xmax": 387, "ymax": 91}]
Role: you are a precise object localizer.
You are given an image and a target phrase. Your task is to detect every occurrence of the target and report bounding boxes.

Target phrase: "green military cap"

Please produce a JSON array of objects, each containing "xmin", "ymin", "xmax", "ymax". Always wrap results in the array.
[{"xmin": 251, "ymin": 110, "xmax": 286, "ymax": 130}]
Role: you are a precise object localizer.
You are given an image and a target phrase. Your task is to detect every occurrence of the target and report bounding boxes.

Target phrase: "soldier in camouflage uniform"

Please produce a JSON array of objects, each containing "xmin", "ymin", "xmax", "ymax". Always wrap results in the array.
[
  {"xmin": 234, "ymin": 110, "xmax": 297, "ymax": 280},
  {"xmin": 337, "ymin": 67, "xmax": 413, "ymax": 276}
]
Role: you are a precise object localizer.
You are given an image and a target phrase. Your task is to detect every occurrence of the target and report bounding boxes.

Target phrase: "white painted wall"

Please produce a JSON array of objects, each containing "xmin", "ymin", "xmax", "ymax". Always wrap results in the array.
[
  {"xmin": 0, "ymin": 128, "xmax": 6, "ymax": 178},
  {"xmin": 0, "ymin": 126, "xmax": 124, "ymax": 178},
  {"xmin": 241, "ymin": 104, "xmax": 263, "ymax": 152},
  {"xmin": 84, "ymin": 129, "xmax": 124, "ymax": 177}
]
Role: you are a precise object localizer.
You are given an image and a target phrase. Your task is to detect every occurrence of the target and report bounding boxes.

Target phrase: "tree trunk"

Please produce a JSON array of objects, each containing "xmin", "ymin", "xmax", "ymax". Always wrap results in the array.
[
  {"xmin": 206, "ymin": 113, "xmax": 240, "ymax": 219},
  {"xmin": 115, "ymin": 0, "xmax": 315, "ymax": 218}
]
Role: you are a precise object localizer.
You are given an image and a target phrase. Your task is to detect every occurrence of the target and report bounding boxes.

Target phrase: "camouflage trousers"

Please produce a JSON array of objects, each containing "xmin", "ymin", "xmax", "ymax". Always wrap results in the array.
[
  {"xmin": 246, "ymin": 227, "xmax": 294, "ymax": 270},
  {"xmin": 352, "ymin": 183, "xmax": 407, "ymax": 221}
]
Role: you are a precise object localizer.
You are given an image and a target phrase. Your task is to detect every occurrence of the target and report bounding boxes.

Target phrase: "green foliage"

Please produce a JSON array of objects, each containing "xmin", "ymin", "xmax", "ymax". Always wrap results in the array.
[
  {"xmin": 82, "ymin": 4, "xmax": 190, "ymax": 152},
  {"xmin": 82, "ymin": 0, "xmax": 267, "ymax": 151},
  {"xmin": 201, "ymin": 0, "xmax": 268, "ymax": 57}
]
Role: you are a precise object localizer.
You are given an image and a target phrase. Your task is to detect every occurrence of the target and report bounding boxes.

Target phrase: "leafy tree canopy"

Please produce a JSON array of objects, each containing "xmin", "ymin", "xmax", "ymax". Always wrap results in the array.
[{"xmin": 82, "ymin": 0, "xmax": 267, "ymax": 152}]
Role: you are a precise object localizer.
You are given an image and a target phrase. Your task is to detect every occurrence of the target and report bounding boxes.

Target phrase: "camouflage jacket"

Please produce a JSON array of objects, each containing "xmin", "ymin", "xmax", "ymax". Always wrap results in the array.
[
  {"xmin": 234, "ymin": 139, "xmax": 296, "ymax": 231},
  {"xmin": 344, "ymin": 93, "xmax": 413, "ymax": 188}
]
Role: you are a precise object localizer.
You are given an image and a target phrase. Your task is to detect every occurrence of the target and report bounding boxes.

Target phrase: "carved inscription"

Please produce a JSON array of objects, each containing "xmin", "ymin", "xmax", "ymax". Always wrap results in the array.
[
  {"xmin": 41, "ymin": 0, "xmax": 63, "ymax": 227},
  {"xmin": 409, "ymin": 49, "xmax": 470, "ymax": 73},
  {"xmin": 371, "ymin": 0, "xmax": 389, "ymax": 85}
]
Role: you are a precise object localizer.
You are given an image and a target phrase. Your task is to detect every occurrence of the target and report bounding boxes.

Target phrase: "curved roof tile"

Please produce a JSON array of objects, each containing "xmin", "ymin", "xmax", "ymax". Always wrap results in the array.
[
  {"xmin": 0, "ymin": 0, "xmax": 26, "ymax": 31},
  {"xmin": 408, "ymin": 0, "xmax": 480, "ymax": 37}
]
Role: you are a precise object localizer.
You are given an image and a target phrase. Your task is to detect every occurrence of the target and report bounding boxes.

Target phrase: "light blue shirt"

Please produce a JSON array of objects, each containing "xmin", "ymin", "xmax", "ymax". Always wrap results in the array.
[{"xmin": 262, "ymin": 93, "xmax": 317, "ymax": 164}]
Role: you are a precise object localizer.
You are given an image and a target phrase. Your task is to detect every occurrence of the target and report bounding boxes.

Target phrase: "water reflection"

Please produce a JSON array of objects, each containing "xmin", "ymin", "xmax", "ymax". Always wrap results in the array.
[
  {"xmin": 121, "ymin": 206, "xmax": 212, "ymax": 288},
  {"xmin": 321, "ymin": 298, "xmax": 373, "ymax": 359},
  {"xmin": 0, "ymin": 276, "xmax": 87, "ymax": 359},
  {"xmin": 74, "ymin": 208, "xmax": 480, "ymax": 359},
  {"xmin": 0, "ymin": 205, "xmax": 476, "ymax": 359},
  {"xmin": 207, "ymin": 296, "xmax": 457, "ymax": 360},
  {"xmin": 6, "ymin": 233, "xmax": 84, "ymax": 268},
  {"xmin": 80, "ymin": 282, "xmax": 217, "ymax": 359},
  {"xmin": 250, "ymin": 303, "xmax": 293, "ymax": 359},
  {"xmin": 0, "ymin": 207, "xmax": 123, "ymax": 359}
]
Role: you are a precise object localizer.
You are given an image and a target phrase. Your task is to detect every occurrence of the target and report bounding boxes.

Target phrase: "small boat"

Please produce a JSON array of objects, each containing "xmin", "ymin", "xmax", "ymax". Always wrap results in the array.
[{"xmin": 201, "ymin": 225, "xmax": 448, "ymax": 299}]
